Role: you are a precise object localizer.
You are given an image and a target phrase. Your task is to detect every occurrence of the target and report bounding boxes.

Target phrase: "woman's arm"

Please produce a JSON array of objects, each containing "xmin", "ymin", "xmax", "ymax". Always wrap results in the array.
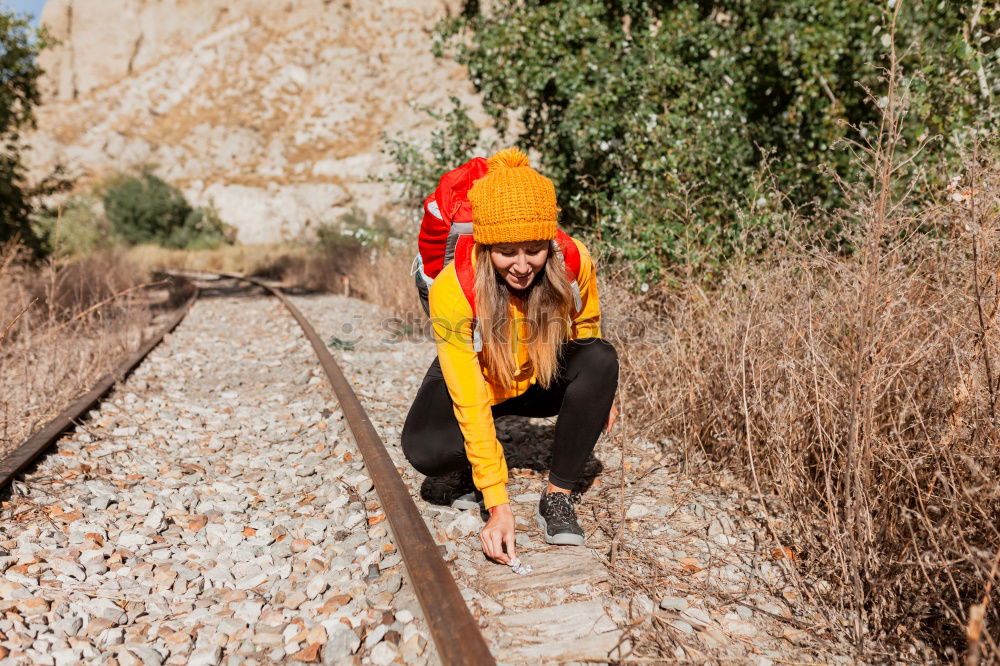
[{"xmin": 428, "ymin": 265, "xmax": 511, "ymax": 510}]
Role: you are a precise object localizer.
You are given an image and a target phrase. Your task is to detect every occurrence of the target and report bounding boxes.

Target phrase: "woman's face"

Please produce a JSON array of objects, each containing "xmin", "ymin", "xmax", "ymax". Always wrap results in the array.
[{"xmin": 489, "ymin": 240, "xmax": 550, "ymax": 291}]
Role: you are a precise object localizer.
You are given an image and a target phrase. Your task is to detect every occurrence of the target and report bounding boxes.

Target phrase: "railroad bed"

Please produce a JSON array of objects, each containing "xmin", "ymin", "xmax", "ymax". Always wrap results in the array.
[{"xmin": 1, "ymin": 279, "xmax": 853, "ymax": 665}]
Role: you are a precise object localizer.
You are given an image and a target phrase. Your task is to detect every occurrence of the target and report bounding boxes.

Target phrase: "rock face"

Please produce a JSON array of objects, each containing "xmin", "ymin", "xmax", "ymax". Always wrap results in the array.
[{"xmin": 30, "ymin": 0, "xmax": 486, "ymax": 242}]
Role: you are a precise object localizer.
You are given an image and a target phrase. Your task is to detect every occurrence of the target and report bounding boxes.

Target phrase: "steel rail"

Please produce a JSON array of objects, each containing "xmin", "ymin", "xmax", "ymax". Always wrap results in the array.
[
  {"xmin": 0, "ymin": 283, "xmax": 199, "ymax": 489},
  {"xmin": 222, "ymin": 273, "xmax": 496, "ymax": 666}
]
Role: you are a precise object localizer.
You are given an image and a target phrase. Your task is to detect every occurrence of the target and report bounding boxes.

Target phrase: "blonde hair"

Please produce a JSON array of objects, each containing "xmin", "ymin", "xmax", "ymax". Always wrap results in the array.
[{"xmin": 474, "ymin": 242, "xmax": 575, "ymax": 389}]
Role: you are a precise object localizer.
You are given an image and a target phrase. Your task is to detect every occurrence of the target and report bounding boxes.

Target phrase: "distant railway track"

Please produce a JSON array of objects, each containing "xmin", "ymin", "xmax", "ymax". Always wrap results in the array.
[
  {"xmin": 0, "ymin": 277, "xmax": 199, "ymax": 490},
  {"xmin": 1, "ymin": 272, "xmax": 495, "ymax": 666}
]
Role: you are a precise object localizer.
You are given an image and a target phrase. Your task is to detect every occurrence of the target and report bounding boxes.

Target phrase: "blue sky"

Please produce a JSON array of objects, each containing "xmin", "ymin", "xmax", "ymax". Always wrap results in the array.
[{"xmin": 1, "ymin": 0, "xmax": 47, "ymax": 25}]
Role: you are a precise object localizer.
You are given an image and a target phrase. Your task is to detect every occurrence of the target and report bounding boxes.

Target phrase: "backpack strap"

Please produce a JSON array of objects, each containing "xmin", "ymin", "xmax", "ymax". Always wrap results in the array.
[
  {"xmin": 554, "ymin": 229, "xmax": 581, "ymax": 278},
  {"xmin": 453, "ymin": 234, "xmax": 478, "ymax": 316},
  {"xmin": 453, "ymin": 235, "xmax": 482, "ymax": 352},
  {"xmin": 444, "ymin": 222, "xmax": 474, "ymax": 267},
  {"xmin": 553, "ymin": 230, "xmax": 584, "ymax": 312}
]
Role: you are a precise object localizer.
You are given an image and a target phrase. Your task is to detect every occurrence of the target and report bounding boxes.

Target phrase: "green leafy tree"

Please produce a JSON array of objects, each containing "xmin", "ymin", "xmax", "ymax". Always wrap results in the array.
[
  {"xmin": 0, "ymin": 9, "xmax": 55, "ymax": 256},
  {"xmin": 431, "ymin": 1, "xmax": 999, "ymax": 276}
]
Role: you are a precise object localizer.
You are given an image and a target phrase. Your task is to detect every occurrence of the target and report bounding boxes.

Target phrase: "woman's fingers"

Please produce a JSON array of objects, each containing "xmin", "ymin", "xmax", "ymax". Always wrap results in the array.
[
  {"xmin": 605, "ymin": 404, "xmax": 619, "ymax": 431},
  {"xmin": 480, "ymin": 526, "xmax": 495, "ymax": 559},
  {"xmin": 481, "ymin": 503, "xmax": 515, "ymax": 564},
  {"xmin": 480, "ymin": 524, "xmax": 513, "ymax": 564},
  {"xmin": 484, "ymin": 530, "xmax": 508, "ymax": 563},
  {"xmin": 491, "ymin": 532, "xmax": 509, "ymax": 564},
  {"xmin": 502, "ymin": 530, "xmax": 517, "ymax": 563},
  {"xmin": 481, "ymin": 530, "xmax": 495, "ymax": 559}
]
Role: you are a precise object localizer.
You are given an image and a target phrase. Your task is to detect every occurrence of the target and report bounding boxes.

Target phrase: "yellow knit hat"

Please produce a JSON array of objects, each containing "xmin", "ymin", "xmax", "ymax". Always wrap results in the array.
[{"xmin": 468, "ymin": 148, "xmax": 557, "ymax": 245}]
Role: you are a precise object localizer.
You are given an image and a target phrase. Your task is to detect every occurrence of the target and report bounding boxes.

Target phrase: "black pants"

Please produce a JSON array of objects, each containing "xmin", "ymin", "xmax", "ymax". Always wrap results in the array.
[{"xmin": 402, "ymin": 338, "xmax": 619, "ymax": 490}]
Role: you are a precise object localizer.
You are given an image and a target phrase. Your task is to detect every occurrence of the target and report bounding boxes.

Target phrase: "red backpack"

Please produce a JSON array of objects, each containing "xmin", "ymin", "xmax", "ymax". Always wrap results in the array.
[{"xmin": 412, "ymin": 157, "xmax": 583, "ymax": 351}]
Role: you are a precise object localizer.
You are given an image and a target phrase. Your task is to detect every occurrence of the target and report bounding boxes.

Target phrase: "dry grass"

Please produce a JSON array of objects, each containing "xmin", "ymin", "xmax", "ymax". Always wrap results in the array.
[
  {"xmin": 601, "ymin": 37, "xmax": 1000, "ymax": 661},
  {"xmin": 0, "ymin": 244, "xmax": 154, "ymax": 458},
  {"xmin": 127, "ymin": 242, "xmax": 311, "ymax": 277},
  {"xmin": 279, "ymin": 241, "xmax": 424, "ymax": 319}
]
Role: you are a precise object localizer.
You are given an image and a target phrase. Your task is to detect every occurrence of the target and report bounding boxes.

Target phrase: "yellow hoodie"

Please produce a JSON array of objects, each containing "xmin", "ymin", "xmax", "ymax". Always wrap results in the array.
[{"xmin": 427, "ymin": 238, "xmax": 602, "ymax": 509}]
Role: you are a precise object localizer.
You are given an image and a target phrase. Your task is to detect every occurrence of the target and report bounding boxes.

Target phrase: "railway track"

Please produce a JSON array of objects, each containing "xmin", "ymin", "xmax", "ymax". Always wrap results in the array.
[
  {"xmin": 217, "ymin": 274, "xmax": 493, "ymax": 666},
  {"xmin": 0, "ymin": 274, "xmax": 625, "ymax": 666},
  {"xmin": 0, "ymin": 274, "xmax": 494, "ymax": 665},
  {"xmin": 0, "ymin": 279, "xmax": 199, "ymax": 490}
]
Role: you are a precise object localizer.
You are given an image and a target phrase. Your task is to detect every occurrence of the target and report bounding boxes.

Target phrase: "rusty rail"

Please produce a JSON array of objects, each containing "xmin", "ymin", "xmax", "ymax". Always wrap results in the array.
[
  {"xmin": 0, "ymin": 282, "xmax": 198, "ymax": 489},
  {"xmin": 222, "ymin": 273, "xmax": 496, "ymax": 666}
]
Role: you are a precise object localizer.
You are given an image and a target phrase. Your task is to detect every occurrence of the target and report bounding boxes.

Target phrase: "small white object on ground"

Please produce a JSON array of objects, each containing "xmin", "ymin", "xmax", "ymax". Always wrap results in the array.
[{"xmin": 509, "ymin": 557, "xmax": 533, "ymax": 575}]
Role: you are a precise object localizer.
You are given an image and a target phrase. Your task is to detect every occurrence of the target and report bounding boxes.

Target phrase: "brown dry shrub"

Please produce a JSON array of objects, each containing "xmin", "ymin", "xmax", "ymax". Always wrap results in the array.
[
  {"xmin": 126, "ymin": 243, "xmax": 311, "ymax": 277},
  {"xmin": 0, "ymin": 245, "xmax": 153, "ymax": 456},
  {"xmin": 282, "ymin": 242, "xmax": 423, "ymax": 319},
  {"xmin": 604, "ymin": 117, "xmax": 1000, "ymax": 661}
]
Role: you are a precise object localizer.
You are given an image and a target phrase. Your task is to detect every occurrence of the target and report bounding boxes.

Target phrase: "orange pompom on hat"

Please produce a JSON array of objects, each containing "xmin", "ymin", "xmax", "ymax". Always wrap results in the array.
[{"xmin": 468, "ymin": 147, "xmax": 558, "ymax": 245}]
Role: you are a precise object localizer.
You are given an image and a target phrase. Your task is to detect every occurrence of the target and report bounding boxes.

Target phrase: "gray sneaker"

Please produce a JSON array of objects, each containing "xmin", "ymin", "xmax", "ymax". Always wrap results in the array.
[
  {"xmin": 536, "ymin": 489, "xmax": 585, "ymax": 546},
  {"xmin": 451, "ymin": 489, "xmax": 484, "ymax": 511},
  {"xmin": 451, "ymin": 466, "xmax": 484, "ymax": 511}
]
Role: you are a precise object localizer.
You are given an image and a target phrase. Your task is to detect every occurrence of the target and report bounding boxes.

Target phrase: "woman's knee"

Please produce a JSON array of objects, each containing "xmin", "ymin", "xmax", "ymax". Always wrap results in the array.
[
  {"xmin": 401, "ymin": 424, "xmax": 463, "ymax": 477},
  {"xmin": 401, "ymin": 428, "xmax": 437, "ymax": 476},
  {"xmin": 569, "ymin": 338, "xmax": 619, "ymax": 380}
]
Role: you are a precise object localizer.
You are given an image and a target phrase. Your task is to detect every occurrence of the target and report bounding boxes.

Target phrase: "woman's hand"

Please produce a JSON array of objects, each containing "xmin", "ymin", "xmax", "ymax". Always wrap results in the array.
[
  {"xmin": 480, "ymin": 503, "xmax": 516, "ymax": 564},
  {"xmin": 605, "ymin": 404, "xmax": 619, "ymax": 431}
]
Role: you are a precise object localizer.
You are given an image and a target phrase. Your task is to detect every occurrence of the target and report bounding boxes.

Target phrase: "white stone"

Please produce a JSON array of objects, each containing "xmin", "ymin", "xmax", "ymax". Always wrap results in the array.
[
  {"xmin": 680, "ymin": 607, "xmax": 712, "ymax": 629},
  {"xmin": 49, "ymin": 560, "xmax": 85, "ymax": 580},
  {"xmin": 233, "ymin": 601, "xmax": 263, "ymax": 624},
  {"xmin": 625, "ymin": 503, "xmax": 650, "ymax": 519},
  {"xmin": 370, "ymin": 642, "xmax": 397, "ymax": 666},
  {"xmin": 725, "ymin": 619, "xmax": 758, "ymax": 637},
  {"xmin": 306, "ymin": 576, "xmax": 328, "ymax": 600},
  {"xmin": 52, "ymin": 648, "xmax": 77, "ymax": 666},
  {"xmin": 659, "ymin": 597, "xmax": 687, "ymax": 611},
  {"xmin": 116, "ymin": 532, "xmax": 148, "ymax": 549},
  {"xmin": 364, "ymin": 623, "xmax": 388, "ymax": 650},
  {"xmin": 671, "ymin": 619, "xmax": 694, "ymax": 634},
  {"xmin": 323, "ymin": 623, "xmax": 361, "ymax": 662},
  {"xmin": 143, "ymin": 508, "xmax": 166, "ymax": 532},
  {"xmin": 188, "ymin": 646, "xmax": 222, "ymax": 666},
  {"xmin": 445, "ymin": 512, "xmax": 481, "ymax": 539}
]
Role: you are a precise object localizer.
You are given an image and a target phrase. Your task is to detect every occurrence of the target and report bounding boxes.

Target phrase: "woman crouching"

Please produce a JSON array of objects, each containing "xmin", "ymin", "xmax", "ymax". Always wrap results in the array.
[{"xmin": 401, "ymin": 148, "xmax": 619, "ymax": 564}]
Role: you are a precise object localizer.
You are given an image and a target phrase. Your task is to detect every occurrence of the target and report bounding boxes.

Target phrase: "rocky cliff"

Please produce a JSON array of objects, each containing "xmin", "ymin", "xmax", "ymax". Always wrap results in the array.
[{"xmin": 29, "ymin": 0, "xmax": 486, "ymax": 242}]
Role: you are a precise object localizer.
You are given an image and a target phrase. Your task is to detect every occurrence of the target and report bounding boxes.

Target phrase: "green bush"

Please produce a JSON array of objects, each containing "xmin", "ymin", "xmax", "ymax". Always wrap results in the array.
[
  {"xmin": 31, "ymin": 194, "xmax": 110, "ymax": 257},
  {"xmin": 402, "ymin": 1, "xmax": 999, "ymax": 277},
  {"xmin": 102, "ymin": 170, "xmax": 232, "ymax": 250}
]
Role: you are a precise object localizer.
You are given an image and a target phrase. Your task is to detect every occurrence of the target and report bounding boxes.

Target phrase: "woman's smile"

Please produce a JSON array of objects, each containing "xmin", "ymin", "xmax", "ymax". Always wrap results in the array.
[
  {"xmin": 490, "ymin": 241, "xmax": 550, "ymax": 291},
  {"xmin": 508, "ymin": 269, "xmax": 533, "ymax": 287}
]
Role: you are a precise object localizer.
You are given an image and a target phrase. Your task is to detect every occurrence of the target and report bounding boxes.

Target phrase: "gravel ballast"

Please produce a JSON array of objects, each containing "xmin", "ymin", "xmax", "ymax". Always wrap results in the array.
[{"xmin": 0, "ymin": 294, "xmax": 430, "ymax": 665}]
